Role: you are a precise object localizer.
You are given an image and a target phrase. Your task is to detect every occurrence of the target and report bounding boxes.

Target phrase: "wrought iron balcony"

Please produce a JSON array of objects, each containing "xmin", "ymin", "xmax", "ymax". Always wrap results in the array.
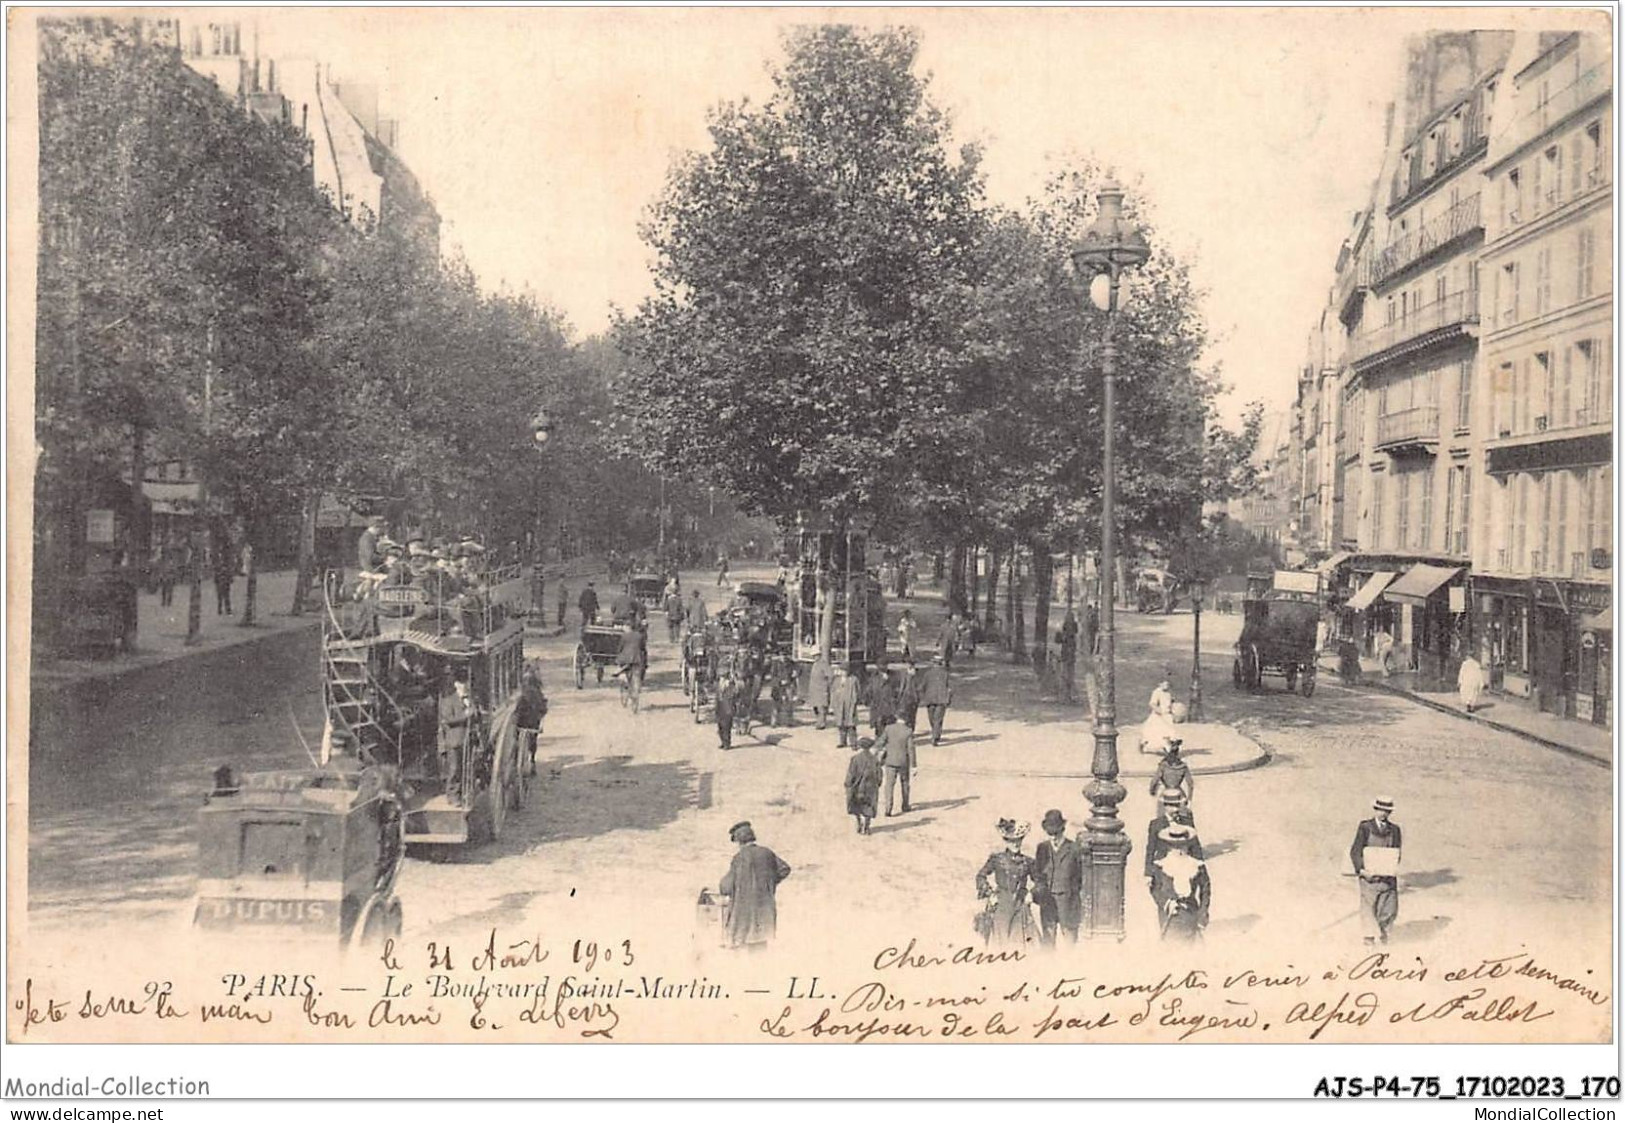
[
  {"xmin": 1370, "ymin": 194, "xmax": 1482, "ymax": 288},
  {"xmin": 1375, "ymin": 405, "xmax": 1440, "ymax": 452},
  {"xmin": 1350, "ymin": 289, "xmax": 1479, "ymax": 369}
]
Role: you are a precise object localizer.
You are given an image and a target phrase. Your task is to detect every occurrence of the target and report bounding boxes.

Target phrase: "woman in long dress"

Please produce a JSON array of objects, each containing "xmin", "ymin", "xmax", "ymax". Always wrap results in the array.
[
  {"xmin": 1149, "ymin": 824, "xmax": 1211, "ymax": 941},
  {"xmin": 974, "ymin": 820, "xmax": 1040, "ymax": 949}
]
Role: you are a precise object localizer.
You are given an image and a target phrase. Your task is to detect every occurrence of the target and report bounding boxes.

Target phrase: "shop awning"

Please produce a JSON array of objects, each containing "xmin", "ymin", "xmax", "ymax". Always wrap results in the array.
[
  {"xmin": 1315, "ymin": 551, "xmax": 1353, "ymax": 576},
  {"xmin": 1344, "ymin": 571, "xmax": 1397, "ymax": 612},
  {"xmin": 1384, "ymin": 564, "xmax": 1462, "ymax": 607},
  {"xmin": 1579, "ymin": 611, "xmax": 1613, "ymax": 633}
]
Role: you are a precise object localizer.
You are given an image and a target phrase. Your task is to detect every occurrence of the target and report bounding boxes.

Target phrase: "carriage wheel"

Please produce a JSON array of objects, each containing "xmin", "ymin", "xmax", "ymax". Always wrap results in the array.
[
  {"xmin": 682, "ymin": 661, "xmax": 692, "ymax": 696},
  {"xmin": 1232, "ymin": 656, "xmax": 1243, "ymax": 690},
  {"xmin": 1300, "ymin": 665, "xmax": 1317, "ymax": 698},
  {"xmin": 573, "ymin": 645, "xmax": 587, "ymax": 689},
  {"xmin": 1242, "ymin": 645, "xmax": 1262, "ymax": 690}
]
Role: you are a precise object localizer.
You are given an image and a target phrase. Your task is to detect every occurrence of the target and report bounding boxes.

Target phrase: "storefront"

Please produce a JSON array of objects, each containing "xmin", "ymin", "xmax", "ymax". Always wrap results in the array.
[
  {"xmin": 1568, "ymin": 582, "xmax": 1612, "ymax": 728},
  {"xmin": 1383, "ymin": 563, "xmax": 1466, "ymax": 686},
  {"xmin": 1343, "ymin": 569, "xmax": 1398, "ymax": 654},
  {"xmin": 1471, "ymin": 575, "xmax": 1530, "ymax": 697}
]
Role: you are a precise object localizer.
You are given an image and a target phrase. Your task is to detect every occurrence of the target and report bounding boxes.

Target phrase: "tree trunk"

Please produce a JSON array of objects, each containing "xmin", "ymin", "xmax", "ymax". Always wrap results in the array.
[
  {"xmin": 932, "ymin": 550, "xmax": 945, "ymax": 583},
  {"xmin": 983, "ymin": 547, "xmax": 1001, "ymax": 635},
  {"xmin": 291, "ymin": 491, "xmax": 318, "ymax": 616},
  {"xmin": 1031, "ymin": 542, "xmax": 1053, "ymax": 681},
  {"xmin": 1007, "ymin": 547, "xmax": 1027, "ymax": 664},
  {"xmin": 968, "ymin": 545, "xmax": 980, "ymax": 619},
  {"xmin": 948, "ymin": 543, "xmax": 968, "ymax": 615},
  {"xmin": 185, "ymin": 521, "xmax": 204, "ymax": 645},
  {"xmin": 128, "ymin": 423, "xmax": 146, "ymax": 645},
  {"xmin": 240, "ymin": 522, "xmax": 258, "ymax": 627}
]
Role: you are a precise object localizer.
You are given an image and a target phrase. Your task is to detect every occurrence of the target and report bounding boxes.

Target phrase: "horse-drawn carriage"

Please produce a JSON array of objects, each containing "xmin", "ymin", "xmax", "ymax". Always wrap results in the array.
[
  {"xmin": 628, "ymin": 573, "xmax": 667, "ymax": 615},
  {"xmin": 1232, "ymin": 570, "xmax": 1324, "ymax": 697}
]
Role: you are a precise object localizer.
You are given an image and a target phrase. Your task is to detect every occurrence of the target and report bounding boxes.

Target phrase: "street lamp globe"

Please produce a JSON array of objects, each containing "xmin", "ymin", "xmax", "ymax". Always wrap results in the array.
[{"xmin": 1071, "ymin": 179, "xmax": 1151, "ymax": 280}]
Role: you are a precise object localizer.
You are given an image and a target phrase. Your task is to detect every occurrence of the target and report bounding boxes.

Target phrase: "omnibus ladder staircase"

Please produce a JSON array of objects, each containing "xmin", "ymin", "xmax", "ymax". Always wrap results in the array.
[{"xmin": 321, "ymin": 581, "xmax": 405, "ymax": 767}]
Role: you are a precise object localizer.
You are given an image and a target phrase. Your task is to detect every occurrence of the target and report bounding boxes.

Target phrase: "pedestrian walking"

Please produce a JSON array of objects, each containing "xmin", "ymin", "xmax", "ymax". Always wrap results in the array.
[
  {"xmin": 715, "ymin": 669, "xmax": 740, "ymax": 751},
  {"xmin": 685, "ymin": 587, "xmax": 709, "ymax": 629},
  {"xmin": 769, "ymin": 654, "xmax": 797, "ymax": 726},
  {"xmin": 615, "ymin": 624, "xmax": 647, "ymax": 711},
  {"xmin": 831, "ymin": 662, "xmax": 861, "ymax": 748},
  {"xmin": 1145, "ymin": 789, "xmax": 1203, "ymax": 881},
  {"xmin": 577, "ymin": 581, "xmax": 600, "ymax": 627},
  {"xmin": 1033, "ymin": 810, "xmax": 1082, "ymax": 945},
  {"xmin": 1350, "ymin": 797, "xmax": 1402, "ymax": 946},
  {"xmin": 716, "ymin": 554, "xmax": 730, "ymax": 587},
  {"xmin": 866, "ymin": 662, "xmax": 896, "ymax": 733},
  {"xmin": 737, "ymin": 641, "xmax": 767, "ymax": 736},
  {"xmin": 920, "ymin": 654, "xmax": 952, "ymax": 746},
  {"xmin": 1086, "ymin": 601, "xmax": 1101, "ymax": 657},
  {"xmin": 1375, "ymin": 626, "xmax": 1396, "ymax": 677},
  {"xmin": 897, "ymin": 608, "xmax": 917, "ymax": 661},
  {"xmin": 665, "ymin": 587, "xmax": 685, "ymax": 643},
  {"xmin": 1148, "ymin": 738, "xmax": 1194, "ymax": 804},
  {"xmin": 719, "ymin": 821, "xmax": 790, "ymax": 950},
  {"xmin": 1338, "ymin": 634, "xmax": 1361, "ymax": 685},
  {"xmin": 514, "ymin": 665, "xmax": 549, "ymax": 777},
  {"xmin": 1149, "ymin": 824, "xmax": 1210, "ymax": 941},
  {"xmin": 807, "ymin": 652, "xmax": 833, "ymax": 730},
  {"xmin": 895, "ymin": 660, "xmax": 921, "ymax": 734},
  {"xmin": 212, "ymin": 533, "xmax": 236, "ymax": 616},
  {"xmin": 937, "ymin": 612, "xmax": 960, "ymax": 670},
  {"xmin": 874, "ymin": 712, "xmax": 915, "ymax": 816},
  {"xmin": 1457, "ymin": 654, "xmax": 1486, "ymax": 713},
  {"xmin": 1057, "ymin": 609, "xmax": 1079, "ymax": 703},
  {"xmin": 974, "ymin": 820, "xmax": 1040, "ymax": 950},
  {"xmin": 156, "ymin": 541, "xmax": 178, "ymax": 607},
  {"xmin": 556, "ymin": 579, "xmax": 569, "ymax": 629},
  {"xmin": 844, "ymin": 736, "xmax": 882, "ymax": 835}
]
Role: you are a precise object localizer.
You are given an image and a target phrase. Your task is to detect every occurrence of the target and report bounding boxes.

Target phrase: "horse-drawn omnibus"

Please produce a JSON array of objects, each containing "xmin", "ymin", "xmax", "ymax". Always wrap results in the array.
[
  {"xmin": 790, "ymin": 521, "xmax": 886, "ymax": 670},
  {"xmin": 319, "ymin": 560, "xmax": 530, "ymax": 847}
]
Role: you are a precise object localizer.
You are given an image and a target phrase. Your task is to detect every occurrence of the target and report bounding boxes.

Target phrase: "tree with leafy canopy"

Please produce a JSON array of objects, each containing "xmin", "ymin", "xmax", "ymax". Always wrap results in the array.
[{"xmin": 616, "ymin": 25, "xmax": 985, "ymax": 526}]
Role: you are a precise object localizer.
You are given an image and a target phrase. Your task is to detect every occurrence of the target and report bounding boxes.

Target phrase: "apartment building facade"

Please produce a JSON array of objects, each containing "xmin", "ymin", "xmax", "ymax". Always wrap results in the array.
[
  {"xmin": 1292, "ymin": 28, "xmax": 1612, "ymax": 729},
  {"xmin": 1475, "ymin": 31, "xmax": 1613, "ymax": 725}
]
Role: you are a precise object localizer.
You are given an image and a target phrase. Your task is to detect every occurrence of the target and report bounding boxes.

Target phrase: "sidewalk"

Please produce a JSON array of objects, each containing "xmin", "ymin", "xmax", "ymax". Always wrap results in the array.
[
  {"xmin": 1323, "ymin": 652, "xmax": 1613, "ymax": 768},
  {"xmin": 30, "ymin": 568, "xmax": 318, "ymax": 693},
  {"xmin": 926, "ymin": 717, "xmax": 1268, "ymax": 779}
]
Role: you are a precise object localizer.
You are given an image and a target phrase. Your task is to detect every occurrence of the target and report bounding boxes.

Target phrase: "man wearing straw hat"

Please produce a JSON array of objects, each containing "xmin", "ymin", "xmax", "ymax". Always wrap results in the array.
[{"xmin": 1350, "ymin": 797, "xmax": 1403, "ymax": 945}]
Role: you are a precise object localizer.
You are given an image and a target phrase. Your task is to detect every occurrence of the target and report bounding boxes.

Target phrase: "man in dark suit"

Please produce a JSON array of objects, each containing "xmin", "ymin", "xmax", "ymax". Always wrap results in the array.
[
  {"xmin": 866, "ymin": 662, "xmax": 896, "ymax": 733},
  {"xmin": 1145, "ymin": 790, "xmax": 1203, "ymax": 882},
  {"xmin": 874, "ymin": 713, "xmax": 915, "ymax": 816},
  {"xmin": 1033, "ymin": 809, "xmax": 1083, "ymax": 945},
  {"xmin": 937, "ymin": 612, "xmax": 960, "ymax": 669},
  {"xmin": 1350, "ymin": 797, "xmax": 1402, "ymax": 945},
  {"xmin": 920, "ymin": 654, "xmax": 953, "ymax": 746}
]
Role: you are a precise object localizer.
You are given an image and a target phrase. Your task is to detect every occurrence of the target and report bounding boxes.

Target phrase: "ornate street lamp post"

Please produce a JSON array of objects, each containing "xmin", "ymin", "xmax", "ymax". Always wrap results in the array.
[{"xmin": 1071, "ymin": 179, "xmax": 1149, "ymax": 940}]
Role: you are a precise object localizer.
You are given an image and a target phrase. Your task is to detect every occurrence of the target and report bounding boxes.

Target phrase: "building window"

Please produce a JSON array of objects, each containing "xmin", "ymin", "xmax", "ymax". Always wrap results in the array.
[
  {"xmin": 1501, "ymin": 261, "xmax": 1519, "ymax": 326},
  {"xmin": 1543, "ymin": 145, "xmax": 1563, "ymax": 209},
  {"xmin": 1577, "ymin": 226, "xmax": 1596, "ymax": 299},
  {"xmin": 1505, "ymin": 167, "xmax": 1523, "ymax": 225},
  {"xmin": 1531, "ymin": 154, "xmax": 1544, "ymax": 217},
  {"xmin": 1459, "ymin": 465, "xmax": 1472, "ymax": 557},
  {"xmin": 1396, "ymin": 470, "xmax": 1412, "ymax": 550},
  {"xmin": 1556, "ymin": 470, "xmax": 1570, "ymax": 574},
  {"xmin": 1588, "ymin": 465, "xmax": 1614, "ymax": 554},
  {"xmin": 1584, "ymin": 120, "xmax": 1603, "ymax": 187},
  {"xmin": 1371, "ymin": 468, "xmax": 1385, "ymax": 548},
  {"xmin": 1435, "ymin": 270, "xmax": 1448, "ymax": 307},
  {"xmin": 1418, "ymin": 464, "xmax": 1434, "ymax": 550},
  {"xmin": 1535, "ymin": 246, "xmax": 1552, "ymax": 316},
  {"xmin": 1424, "ymin": 132, "xmax": 1438, "ymax": 178},
  {"xmin": 1533, "ymin": 352, "xmax": 1551, "ymax": 430},
  {"xmin": 1538, "ymin": 472, "xmax": 1554, "ymax": 573},
  {"xmin": 1514, "ymin": 473, "xmax": 1529, "ymax": 569},
  {"xmin": 1456, "ymin": 359, "xmax": 1473, "ymax": 431}
]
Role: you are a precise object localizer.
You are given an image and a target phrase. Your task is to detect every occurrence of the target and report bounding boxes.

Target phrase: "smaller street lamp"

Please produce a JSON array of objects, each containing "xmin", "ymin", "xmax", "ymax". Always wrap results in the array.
[{"xmin": 1188, "ymin": 576, "xmax": 1208, "ymax": 721}]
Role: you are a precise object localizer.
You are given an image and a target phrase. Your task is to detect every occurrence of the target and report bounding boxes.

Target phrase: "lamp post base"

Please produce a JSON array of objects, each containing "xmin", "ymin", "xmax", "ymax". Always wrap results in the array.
[{"xmin": 1079, "ymin": 724, "xmax": 1132, "ymax": 940}]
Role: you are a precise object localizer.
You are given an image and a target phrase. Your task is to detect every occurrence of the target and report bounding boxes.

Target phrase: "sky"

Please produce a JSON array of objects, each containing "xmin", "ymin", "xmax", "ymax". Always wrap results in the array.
[{"xmin": 236, "ymin": 7, "xmax": 1517, "ymax": 427}]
